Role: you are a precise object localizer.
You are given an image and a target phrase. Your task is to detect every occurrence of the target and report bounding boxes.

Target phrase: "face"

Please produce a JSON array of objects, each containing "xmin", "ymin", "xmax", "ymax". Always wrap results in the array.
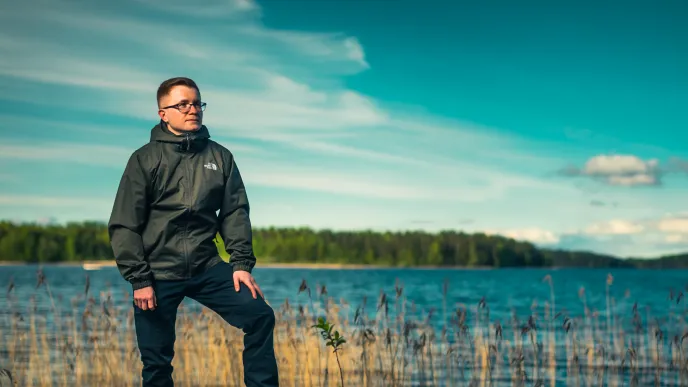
[{"xmin": 157, "ymin": 85, "xmax": 203, "ymax": 134}]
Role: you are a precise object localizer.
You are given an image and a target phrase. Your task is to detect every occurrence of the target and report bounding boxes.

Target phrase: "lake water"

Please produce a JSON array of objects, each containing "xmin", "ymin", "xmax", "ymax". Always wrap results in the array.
[{"xmin": 2, "ymin": 264, "xmax": 687, "ymax": 386}]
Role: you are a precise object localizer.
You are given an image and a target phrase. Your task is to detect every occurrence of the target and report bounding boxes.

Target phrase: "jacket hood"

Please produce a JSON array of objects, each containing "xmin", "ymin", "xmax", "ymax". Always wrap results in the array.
[{"xmin": 150, "ymin": 121, "xmax": 210, "ymax": 152}]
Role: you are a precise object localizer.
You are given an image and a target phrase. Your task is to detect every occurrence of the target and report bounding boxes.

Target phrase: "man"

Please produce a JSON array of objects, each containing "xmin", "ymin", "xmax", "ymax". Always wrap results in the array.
[{"xmin": 108, "ymin": 77, "xmax": 279, "ymax": 387}]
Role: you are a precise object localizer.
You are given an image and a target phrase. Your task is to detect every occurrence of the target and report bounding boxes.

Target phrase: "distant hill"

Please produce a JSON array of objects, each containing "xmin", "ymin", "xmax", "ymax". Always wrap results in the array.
[
  {"xmin": 539, "ymin": 248, "xmax": 636, "ymax": 268},
  {"xmin": 540, "ymin": 248, "xmax": 688, "ymax": 269},
  {"xmin": 1, "ymin": 220, "xmax": 687, "ymax": 268}
]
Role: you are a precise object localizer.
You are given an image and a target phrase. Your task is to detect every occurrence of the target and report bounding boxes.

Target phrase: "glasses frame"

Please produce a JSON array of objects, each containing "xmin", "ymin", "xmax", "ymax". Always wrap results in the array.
[{"xmin": 160, "ymin": 101, "xmax": 207, "ymax": 114}]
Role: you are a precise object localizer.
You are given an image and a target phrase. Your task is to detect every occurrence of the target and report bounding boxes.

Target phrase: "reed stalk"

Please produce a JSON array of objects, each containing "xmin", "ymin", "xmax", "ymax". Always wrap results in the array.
[{"xmin": 2, "ymin": 272, "xmax": 686, "ymax": 386}]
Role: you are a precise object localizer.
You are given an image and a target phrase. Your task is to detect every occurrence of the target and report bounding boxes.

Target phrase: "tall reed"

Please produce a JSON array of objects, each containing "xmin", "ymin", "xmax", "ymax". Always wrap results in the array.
[{"xmin": 1, "ymin": 271, "xmax": 686, "ymax": 386}]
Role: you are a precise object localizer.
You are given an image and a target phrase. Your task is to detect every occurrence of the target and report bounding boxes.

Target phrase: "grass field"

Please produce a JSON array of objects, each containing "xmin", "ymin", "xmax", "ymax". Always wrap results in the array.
[{"xmin": 1, "ymin": 272, "xmax": 687, "ymax": 386}]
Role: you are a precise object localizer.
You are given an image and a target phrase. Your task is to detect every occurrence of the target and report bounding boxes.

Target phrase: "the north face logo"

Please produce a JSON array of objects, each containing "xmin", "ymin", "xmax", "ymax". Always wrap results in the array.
[{"xmin": 204, "ymin": 162, "xmax": 218, "ymax": 170}]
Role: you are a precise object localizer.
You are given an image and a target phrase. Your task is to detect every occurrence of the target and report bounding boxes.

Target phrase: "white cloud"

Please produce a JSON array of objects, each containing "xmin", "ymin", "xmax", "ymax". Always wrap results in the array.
[
  {"xmin": 656, "ymin": 216, "xmax": 688, "ymax": 234},
  {"xmin": 561, "ymin": 154, "xmax": 661, "ymax": 186},
  {"xmin": 487, "ymin": 227, "xmax": 560, "ymax": 245},
  {"xmin": 584, "ymin": 219, "xmax": 645, "ymax": 235},
  {"xmin": 584, "ymin": 155, "xmax": 658, "ymax": 176},
  {"xmin": 553, "ymin": 214, "xmax": 688, "ymax": 257},
  {"xmin": 559, "ymin": 154, "xmax": 688, "ymax": 188}
]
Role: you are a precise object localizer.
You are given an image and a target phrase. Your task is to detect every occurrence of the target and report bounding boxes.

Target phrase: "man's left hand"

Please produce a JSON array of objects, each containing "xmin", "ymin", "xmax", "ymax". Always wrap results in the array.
[{"xmin": 233, "ymin": 270, "xmax": 264, "ymax": 299}]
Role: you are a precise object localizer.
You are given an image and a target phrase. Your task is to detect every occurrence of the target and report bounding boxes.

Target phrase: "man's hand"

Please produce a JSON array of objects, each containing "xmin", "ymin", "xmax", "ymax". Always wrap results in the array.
[
  {"xmin": 134, "ymin": 286, "xmax": 157, "ymax": 311},
  {"xmin": 233, "ymin": 270, "xmax": 264, "ymax": 299}
]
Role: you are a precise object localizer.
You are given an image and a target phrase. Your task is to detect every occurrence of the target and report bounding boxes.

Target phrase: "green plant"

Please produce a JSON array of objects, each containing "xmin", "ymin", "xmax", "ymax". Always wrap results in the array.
[{"xmin": 312, "ymin": 316, "xmax": 346, "ymax": 387}]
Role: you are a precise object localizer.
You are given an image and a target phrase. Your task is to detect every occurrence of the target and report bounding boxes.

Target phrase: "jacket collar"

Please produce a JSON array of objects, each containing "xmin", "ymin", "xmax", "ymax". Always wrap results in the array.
[{"xmin": 150, "ymin": 121, "xmax": 210, "ymax": 152}]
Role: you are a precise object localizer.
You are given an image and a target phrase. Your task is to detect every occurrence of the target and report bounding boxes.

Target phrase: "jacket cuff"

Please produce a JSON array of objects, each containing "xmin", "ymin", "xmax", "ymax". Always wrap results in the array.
[
  {"xmin": 131, "ymin": 278, "xmax": 153, "ymax": 290},
  {"xmin": 230, "ymin": 261, "xmax": 254, "ymax": 273}
]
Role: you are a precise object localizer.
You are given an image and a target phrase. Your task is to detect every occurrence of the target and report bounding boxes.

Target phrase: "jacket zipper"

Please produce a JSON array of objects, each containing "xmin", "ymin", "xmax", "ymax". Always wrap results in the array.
[{"xmin": 183, "ymin": 133, "xmax": 192, "ymax": 278}]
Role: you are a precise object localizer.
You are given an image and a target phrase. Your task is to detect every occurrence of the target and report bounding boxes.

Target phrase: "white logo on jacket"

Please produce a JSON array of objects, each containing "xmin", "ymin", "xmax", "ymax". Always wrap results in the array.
[{"xmin": 204, "ymin": 162, "xmax": 218, "ymax": 170}]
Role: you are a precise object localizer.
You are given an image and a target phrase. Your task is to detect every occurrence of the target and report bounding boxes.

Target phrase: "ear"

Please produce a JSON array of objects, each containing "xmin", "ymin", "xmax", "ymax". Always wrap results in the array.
[{"xmin": 158, "ymin": 109, "xmax": 167, "ymax": 122}]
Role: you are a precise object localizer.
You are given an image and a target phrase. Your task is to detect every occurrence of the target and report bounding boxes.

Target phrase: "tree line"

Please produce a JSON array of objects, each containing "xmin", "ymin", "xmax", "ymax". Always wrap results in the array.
[{"xmin": 0, "ymin": 221, "xmax": 686, "ymax": 268}]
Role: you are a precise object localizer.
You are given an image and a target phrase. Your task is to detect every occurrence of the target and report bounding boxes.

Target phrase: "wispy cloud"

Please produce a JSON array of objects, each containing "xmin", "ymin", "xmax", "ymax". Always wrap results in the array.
[
  {"xmin": 0, "ymin": 114, "xmax": 138, "ymax": 136},
  {"xmin": 0, "ymin": 195, "xmax": 115, "ymax": 225},
  {"xmin": 237, "ymin": 25, "xmax": 369, "ymax": 69},
  {"xmin": 0, "ymin": 139, "xmax": 261, "ymax": 169},
  {"xmin": 131, "ymin": 0, "xmax": 260, "ymax": 19},
  {"xmin": 3, "ymin": 0, "xmax": 646, "ymax": 246},
  {"xmin": 0, "ymin": 0, "xmax": 567, "ymax": 203},
  {"xmin": 0, "ymin": 142, "xmax": 135, "ymax": 168},
  {"xmin": 0, "ymin": 194, "xmax": 111, "ymax": 208},
  {"xmin": 0, "ymin": 138, "xmax": 529, "ymax": 203},
  {"xmin": 238, "ymin": 158, "xmax": 510, "ymax": 202}
]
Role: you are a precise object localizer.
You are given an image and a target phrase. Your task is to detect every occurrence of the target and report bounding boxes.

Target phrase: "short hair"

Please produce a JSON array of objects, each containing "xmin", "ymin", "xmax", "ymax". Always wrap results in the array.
[{"xmin": 157, "ymin": 77, "xmax": 200, "ymax": 107}]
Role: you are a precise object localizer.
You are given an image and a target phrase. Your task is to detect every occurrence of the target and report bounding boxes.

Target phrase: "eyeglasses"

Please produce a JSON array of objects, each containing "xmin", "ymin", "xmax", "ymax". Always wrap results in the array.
[{"xmin": 160, "ymin": 102, "xmax": 207, "ymax": 113}]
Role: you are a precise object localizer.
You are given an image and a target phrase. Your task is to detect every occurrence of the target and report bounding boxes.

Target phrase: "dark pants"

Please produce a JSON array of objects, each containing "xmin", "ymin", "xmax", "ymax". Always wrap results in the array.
[{"xmin": 133, "ymin": 261, "xmax": 279, "ymax": 387}]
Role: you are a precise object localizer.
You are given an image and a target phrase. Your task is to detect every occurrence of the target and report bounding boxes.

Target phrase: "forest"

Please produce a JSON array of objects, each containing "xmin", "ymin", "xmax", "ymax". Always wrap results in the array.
[{"xmin": 1, "ymin": 220, "xmax": 687, "ymax": 268}]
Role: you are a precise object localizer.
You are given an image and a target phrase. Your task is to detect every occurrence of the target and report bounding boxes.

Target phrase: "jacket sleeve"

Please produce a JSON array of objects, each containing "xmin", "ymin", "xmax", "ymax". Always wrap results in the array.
[
  {"xmin": 108, "ymin": 152, "xmax": 154, "ymax": 290},
  {"xmin": 218, "ymin": 154, "xmax": 256, "ymax": 273}
]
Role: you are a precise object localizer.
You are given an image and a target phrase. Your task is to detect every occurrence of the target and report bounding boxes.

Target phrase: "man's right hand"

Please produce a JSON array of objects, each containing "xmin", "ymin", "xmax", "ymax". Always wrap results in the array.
[{"xmin": 134, "ymin": 286, "xmax": 157, "ymax": 311}]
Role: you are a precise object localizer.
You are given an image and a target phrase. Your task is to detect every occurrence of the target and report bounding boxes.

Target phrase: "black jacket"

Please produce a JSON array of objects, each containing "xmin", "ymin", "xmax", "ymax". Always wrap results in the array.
[{"xmin": 108, "ymin": 121, "xmax": 256, "ymax": 290}]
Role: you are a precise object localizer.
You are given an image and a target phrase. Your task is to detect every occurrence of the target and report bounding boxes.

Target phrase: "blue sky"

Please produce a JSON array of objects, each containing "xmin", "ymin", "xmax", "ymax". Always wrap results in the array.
[{"xmin": 0, "ymin": 0, "xmax": 686, "ymax": 258}]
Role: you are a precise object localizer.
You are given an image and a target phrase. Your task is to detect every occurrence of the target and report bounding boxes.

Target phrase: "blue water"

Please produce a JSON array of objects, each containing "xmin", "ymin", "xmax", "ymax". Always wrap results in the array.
[
  {"xmin": 2, "ymin": 265, "xmax": 684, "ymax": 321},
  {"xmin": 2, "ymin": 264, "xmax": 687, "ymax": 386}
]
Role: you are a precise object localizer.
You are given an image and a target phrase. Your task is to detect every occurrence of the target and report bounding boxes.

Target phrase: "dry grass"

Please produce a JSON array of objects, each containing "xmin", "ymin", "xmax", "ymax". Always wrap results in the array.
[{"xmin": 2, "ymin": 271, "xmax": 688, "ymax": 386}]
